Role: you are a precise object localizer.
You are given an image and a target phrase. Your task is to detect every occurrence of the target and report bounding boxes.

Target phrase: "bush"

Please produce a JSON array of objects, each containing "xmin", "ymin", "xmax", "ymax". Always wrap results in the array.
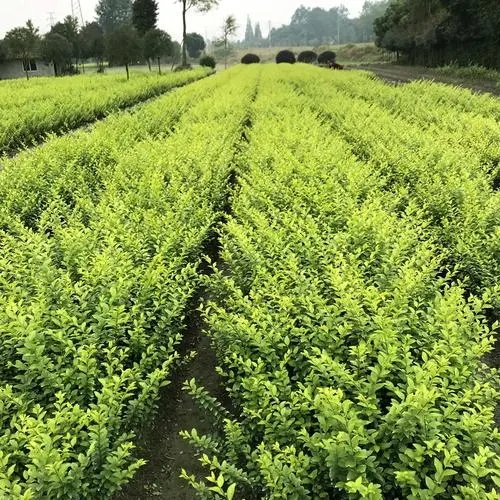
[
  {"xmin": 241, "ymin": 53, "xmax": 260, "ymax": 65},
  {"xmin": 174, "ymin": 64, "xmax": 192, "ymax": 72},
  {"xmin": 276, "ymin": 50, "xmax": 296, "ymax": 64},
  {"xmin": 297, "ymin": 50, "xmax": 317, "ymax": 64},
  {"xmin": 199, "ymin": 55, "xmax": 216, "ymax": 69},
  {"xmin": 318, "ymin": 50, "xmax": 337, "ymax": 65}
]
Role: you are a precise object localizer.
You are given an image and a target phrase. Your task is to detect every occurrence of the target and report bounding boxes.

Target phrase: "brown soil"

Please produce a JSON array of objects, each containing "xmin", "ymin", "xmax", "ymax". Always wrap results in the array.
[
  {"xmin": 355, "ymin": 63, "xmax": 500, "ymax": 97},
  {"xmin": 115, "ymin": 285, "xmax": 226, "ymax": 500}
]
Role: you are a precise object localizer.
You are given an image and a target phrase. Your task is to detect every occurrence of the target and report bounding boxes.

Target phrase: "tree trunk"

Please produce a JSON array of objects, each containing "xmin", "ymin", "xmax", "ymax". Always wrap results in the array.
[
  {"xmin": 148, "ymin": 58, "xmax": 152, "ymax": 71},
  {"xmin": 182, "ymin": 0, "xmax": 188, "ymax": 67},
  {"xmin": 125, "ymin": 63, "xmax": 130, "ymax": 80},
  {"xmin": 157, "ymin": 57, "xmax": 162, "ymax": 75},
  {"xmin": 224, "ymin": 38, "xmax": 228, "ymax": 69}
]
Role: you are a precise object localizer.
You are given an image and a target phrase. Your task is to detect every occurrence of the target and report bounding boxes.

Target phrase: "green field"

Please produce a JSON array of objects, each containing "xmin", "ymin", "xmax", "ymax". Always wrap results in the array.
[
  {"xmin": 0, "ymin": 68, "xmax": 212, "ymax": 154},
  {"xmin": 0, "ymin": 64, "xmax": 499, "ymax": 499}
]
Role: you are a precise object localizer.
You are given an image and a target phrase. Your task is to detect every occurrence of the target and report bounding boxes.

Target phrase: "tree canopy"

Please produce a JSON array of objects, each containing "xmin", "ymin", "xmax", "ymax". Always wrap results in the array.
[
  {"xmin": 185, "ymin": 32, "xmax": 205, "ymax": 58},
  {"xmin": 374, "ymin": 0, "xmax": 500, "ymax": 66},
  {"xmin": 106, "ymin": 24, "xmax": 141, "ymax": 79},
  {"xmin": 132, "ymin": 0, "xmax": 158, "ymax": 36},
  {"xmin": 96, "ymin": 0, "xmax": 133, "ymax": 35}
]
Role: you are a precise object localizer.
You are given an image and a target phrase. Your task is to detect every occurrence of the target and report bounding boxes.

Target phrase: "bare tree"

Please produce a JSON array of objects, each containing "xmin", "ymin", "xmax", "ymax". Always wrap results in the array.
[{"xmin": 176, "ymin": 0, "xmax": 218, "ymax": 67}]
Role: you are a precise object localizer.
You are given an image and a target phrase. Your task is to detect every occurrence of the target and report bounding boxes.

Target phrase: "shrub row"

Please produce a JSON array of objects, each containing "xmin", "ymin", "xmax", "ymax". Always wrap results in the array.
[
  {"xmin": 181, "ymin": 65, "xmax": 500, "ymax": 498},
  {"xmin": 0, "ymin": 68, "xmax": 212, "ymax": 154},
  {"xmin": 0, "ymin": 66, "xmax": 261, "ymax": 498}
]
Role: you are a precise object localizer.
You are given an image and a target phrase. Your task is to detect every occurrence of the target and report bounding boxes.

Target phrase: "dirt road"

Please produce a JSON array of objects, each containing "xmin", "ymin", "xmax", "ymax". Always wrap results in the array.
[{"xmin": 356, "ymin": 63, "xmax": 500, "ymax": 97}]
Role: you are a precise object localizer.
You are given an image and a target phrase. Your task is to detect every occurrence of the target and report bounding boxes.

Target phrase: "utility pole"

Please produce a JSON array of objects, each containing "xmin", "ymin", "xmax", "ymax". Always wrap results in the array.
[
  {"xmin": 47, "ymin": 12, "xmax": 56, "ymax": 29},
  {"xmin": 71, "ymin": 0, "xmax": 85, "ymax": 26}
]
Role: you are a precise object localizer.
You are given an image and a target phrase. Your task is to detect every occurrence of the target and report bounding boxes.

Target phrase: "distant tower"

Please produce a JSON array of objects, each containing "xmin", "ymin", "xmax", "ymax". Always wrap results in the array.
[
  {"xmin": 71, "ymin": 0, "xmax": 85, "ymax": 25},
  {"xmin": 48, "ymin": 11, "xmax": 56, "ymax": 28}
]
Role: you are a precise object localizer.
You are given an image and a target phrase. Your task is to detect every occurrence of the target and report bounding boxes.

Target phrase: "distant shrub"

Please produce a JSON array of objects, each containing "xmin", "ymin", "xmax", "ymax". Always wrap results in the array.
[
  {"xmin": 199, "ymin": 55, "xmax": 216, "ymax": 69},
  {"xmin": 174, "ymin": 64, "xmax": 192, "ymax": 72},
  {"xmin": 318, "ymin": 50, "xmax": 337, "ymax": 65},
  {"xmin": 297, "ymin": 50, "xmax": 317, "ymax": 64},
  {"xmin": 241, "ymin": 53, "xmax": 260, "ymax": 64},
  {"xmin": 276, "ymin": 50, "xmax": 296, "ymax": 64}
]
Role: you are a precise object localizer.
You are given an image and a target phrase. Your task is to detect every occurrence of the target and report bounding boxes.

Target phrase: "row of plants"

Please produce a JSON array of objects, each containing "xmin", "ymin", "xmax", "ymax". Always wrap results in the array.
[
  {"xmin": 0, "ymin": 66, "xmax": 261, "ymax": 498},
  {"xmin": 0, "ymin": 68, "xmax": 212, "ymax": 154},
  {"xmin": 291, "ymin": 67, "xmax": 500, "ymax": 307},
  {"xmin": 181, "ymin": 65, "xmax": 499, "ymax": 498}
]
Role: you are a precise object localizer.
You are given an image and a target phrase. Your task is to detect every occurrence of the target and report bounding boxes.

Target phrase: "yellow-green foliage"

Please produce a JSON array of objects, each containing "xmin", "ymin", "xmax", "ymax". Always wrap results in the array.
[
  {"xmin": 0, "ymin": 68, "xmax": 212, "ymax": 154},
  {"xmin": 184, "ymin": 65, "xmax": 500, "ymax": 499},
  {"xmin": 0, "ymin": 66, "xmax": 261, "ymax": 498}
]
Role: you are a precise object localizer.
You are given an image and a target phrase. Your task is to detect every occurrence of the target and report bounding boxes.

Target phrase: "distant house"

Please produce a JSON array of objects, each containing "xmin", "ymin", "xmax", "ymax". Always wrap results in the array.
[{"xmin": 0, "ymin": 58, "xmax": 55, "ymax": 80}]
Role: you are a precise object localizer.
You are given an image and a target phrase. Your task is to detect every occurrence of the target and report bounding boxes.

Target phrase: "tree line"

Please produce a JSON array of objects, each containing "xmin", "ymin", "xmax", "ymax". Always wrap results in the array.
[
  {"xmin": 256, "ymin": 2, "xmax": 390, "ymax": 47},
  {"xmin": 0, "ymin": 0, "xmax": 221, "ymax": 79},
  {"xmin": 374, "ymin": 0, "xmax": 500, "ymax": 67}
]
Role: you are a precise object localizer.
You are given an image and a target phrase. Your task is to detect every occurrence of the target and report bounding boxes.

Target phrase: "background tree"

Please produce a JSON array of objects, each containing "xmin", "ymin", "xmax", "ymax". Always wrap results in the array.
[
  {"xmin": 96, "ymin": 0, "xmax": 133, "ymax": 35},
  {"xmin": 132, "ymin": 0, "xmax": 158, "ymax": 36},
  {"xmin": 176, "ymin": 0, "xmax": 218, "ymax": 67},
  {"xmin": 106, "ymin": 24, "xmax": 141, "ymax": 79},
  {"xmin": 0, "ymin": 40, "xmax": 7, "ymax": 63},
  {"xmin": 254, "ymin": 22, "xmax": 263, "ymax": 46},
  {"xmin": 244, "ymin": 16, "xmax": 254, "ymax": 46},
  {"xmin": 80, "ymin": 22, "xmax": 106, "ymax": 71},
  {"xmin": 40, "ymin": 33, "xmax": 73, "ymax": 75},
  {"xmin": 218, "ymin": 15, "xmax": 238, "ymax": 69},
  {"xmin": 185, "ymin": 32, "xmax": 205, "ymax": 58},
  {"xmin": 143, "ymin": 28, "xmax": 172, "ymax": 73},
  {"xmin": 169, "ymin": 40, "xmax": 181, "ymax": 68},
  {"xmin": 50, "ymin": 16, "xmax": 80, "ymax": 68},
  {"xmin": 4, "ymin": 20, "xmax": 40, "ymax": 79}
]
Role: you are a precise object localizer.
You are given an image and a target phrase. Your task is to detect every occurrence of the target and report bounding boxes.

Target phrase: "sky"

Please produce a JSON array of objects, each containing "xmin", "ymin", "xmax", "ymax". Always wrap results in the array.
[{"xmin": 0, "ymin": 1, "xmax": 366, "ymax": 41}]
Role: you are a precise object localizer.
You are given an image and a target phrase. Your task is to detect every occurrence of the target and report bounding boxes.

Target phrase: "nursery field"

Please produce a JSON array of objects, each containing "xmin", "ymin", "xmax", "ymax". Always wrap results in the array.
[
  {"xmin": 0, "ymin": 64, "xmax": 499, "ymax": 499},
  {"xmin": 0, "ymin": 68, "xmax": 212, "ymax": 155}
]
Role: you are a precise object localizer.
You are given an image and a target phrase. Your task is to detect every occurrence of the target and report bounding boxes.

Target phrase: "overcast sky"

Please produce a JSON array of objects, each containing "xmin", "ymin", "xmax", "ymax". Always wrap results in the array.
[{"xmin": 0, "ymin": 1, "xmax": 365, "ymax": 41}]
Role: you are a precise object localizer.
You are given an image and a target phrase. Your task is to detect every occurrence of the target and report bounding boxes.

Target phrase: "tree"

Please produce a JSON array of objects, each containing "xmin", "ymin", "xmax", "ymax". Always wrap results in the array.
[
  {"xmin": 106, "ymin": 24, "xmax": 141, "ymax": 79},
  {"xmin": 4, "ymin": 20, "xmax": 40, "ymax": 79},
  {"xmin": 0, "ymin": 40, "xmax": 7, "ymax": 63},
  {"xmin": 185, "ymin": 32, "xmax": 205, "ymax": 58},
  {"xmin": 143, "ymin": 28, "xmax": 172, "ymax": 73},
  {"xmin": 132, "ymin": 0, "xmax": 158, "ymax": 36},
  {"xmin": 176, "ymin": 0, "xmax": 219, "ymax": 67},
  {"xmin": 50, "ymin": 16, "xmax": 80, "ymax": 66},
  {"xmin": 80, "ymin": 22, "xmax": 106, "ymax": 70},
  {"xmin": 218, "ymin": 15, "xmax": 238, "ymax": 69},
  {"xmin": 244, "ymin": 16, "xmax": 254, "ymax": 45},
  {"xmin": 40, "ymin": 33, "xmax": 73, "ymax": 75},
  {"xmin": 96, "ymin": 0, "xmax": 133, "ymax": 35},
  {"xmin": 254, "ymin": 22, "xmax": 263, "ymax": 45}
]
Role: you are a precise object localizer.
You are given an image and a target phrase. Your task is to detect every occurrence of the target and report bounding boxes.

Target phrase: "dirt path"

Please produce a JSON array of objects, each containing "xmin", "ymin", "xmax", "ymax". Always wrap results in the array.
[
  {"xmin": 356, "ymin": 63, "xmax": 500, "ymax": 97},
  {"xmin": 116, "ymin": 270, "xmax": 226, "ymax": 500}
]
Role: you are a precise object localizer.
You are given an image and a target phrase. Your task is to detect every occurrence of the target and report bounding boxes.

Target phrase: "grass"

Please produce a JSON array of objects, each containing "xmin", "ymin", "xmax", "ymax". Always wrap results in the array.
[{"xmin": 433, "ymin": 63, "xmax": 500, "ymax": 83}]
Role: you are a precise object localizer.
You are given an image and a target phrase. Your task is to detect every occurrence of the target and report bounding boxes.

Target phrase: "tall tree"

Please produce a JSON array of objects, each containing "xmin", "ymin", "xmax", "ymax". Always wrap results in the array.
[
  {"xmin": 176, "ymin": 0, "xmax": 218, "ymax": 67},
  {"xmin": 40, "ymin": 33, "xmax": 73, "ymax": 75},
  {"xmin": 106, "ymin": 24, "xmax": 141, "ymax": 79},
  {"xmin": 185, "ymin": 32, "xmax": 205, "ymax": 58},
  {"xmin": 0, "ymin": 40, "xmax": 7, "ymax": 63},
  {"xmin": 4, "ymin": 20, "xmax": 40, "ymax": 79},
  {"xmin": 50, "ymin": 16, "xmax": 80, "ymax": 65},
  {"xmin": 244, "ymin": 16, "xmax": 254, "ymax": 45},
  {"xmin": 219, "ymin": 15, "xmax": 237, "ymax": 69},
  {"xmin": 96, "ymin": 0, "xmax": 133, "ymax": 35},
  {"xmin": 254, "ymin": 22, "xmax": 263, "ymax": 45},
  {"xmin": 80, "ymin": 22, "xmax": 106, "ymax": 71},
  {"xmin": 132, "ymin": 0, "xmax": 158, "ymax": 36},
  {"xmin": 143, "ymin": 28, "xmax": 172, "ymax": 73}
]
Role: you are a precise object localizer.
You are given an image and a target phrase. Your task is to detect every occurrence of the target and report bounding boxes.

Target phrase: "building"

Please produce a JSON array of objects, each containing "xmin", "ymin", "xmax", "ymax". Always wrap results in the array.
[{"xmin": 0, "ymin": 58, "xmax": 55, "ymax": 80}]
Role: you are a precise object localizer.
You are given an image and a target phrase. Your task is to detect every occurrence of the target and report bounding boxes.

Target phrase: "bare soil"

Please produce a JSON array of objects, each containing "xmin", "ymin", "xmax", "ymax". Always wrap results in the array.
[
  {"xmin": 355, "ymin": 63, "xmax": 500, "ymax": 97},
  {"xmin": 115, "ymin": 299, "xmax": 225, "ymax": 500}
]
